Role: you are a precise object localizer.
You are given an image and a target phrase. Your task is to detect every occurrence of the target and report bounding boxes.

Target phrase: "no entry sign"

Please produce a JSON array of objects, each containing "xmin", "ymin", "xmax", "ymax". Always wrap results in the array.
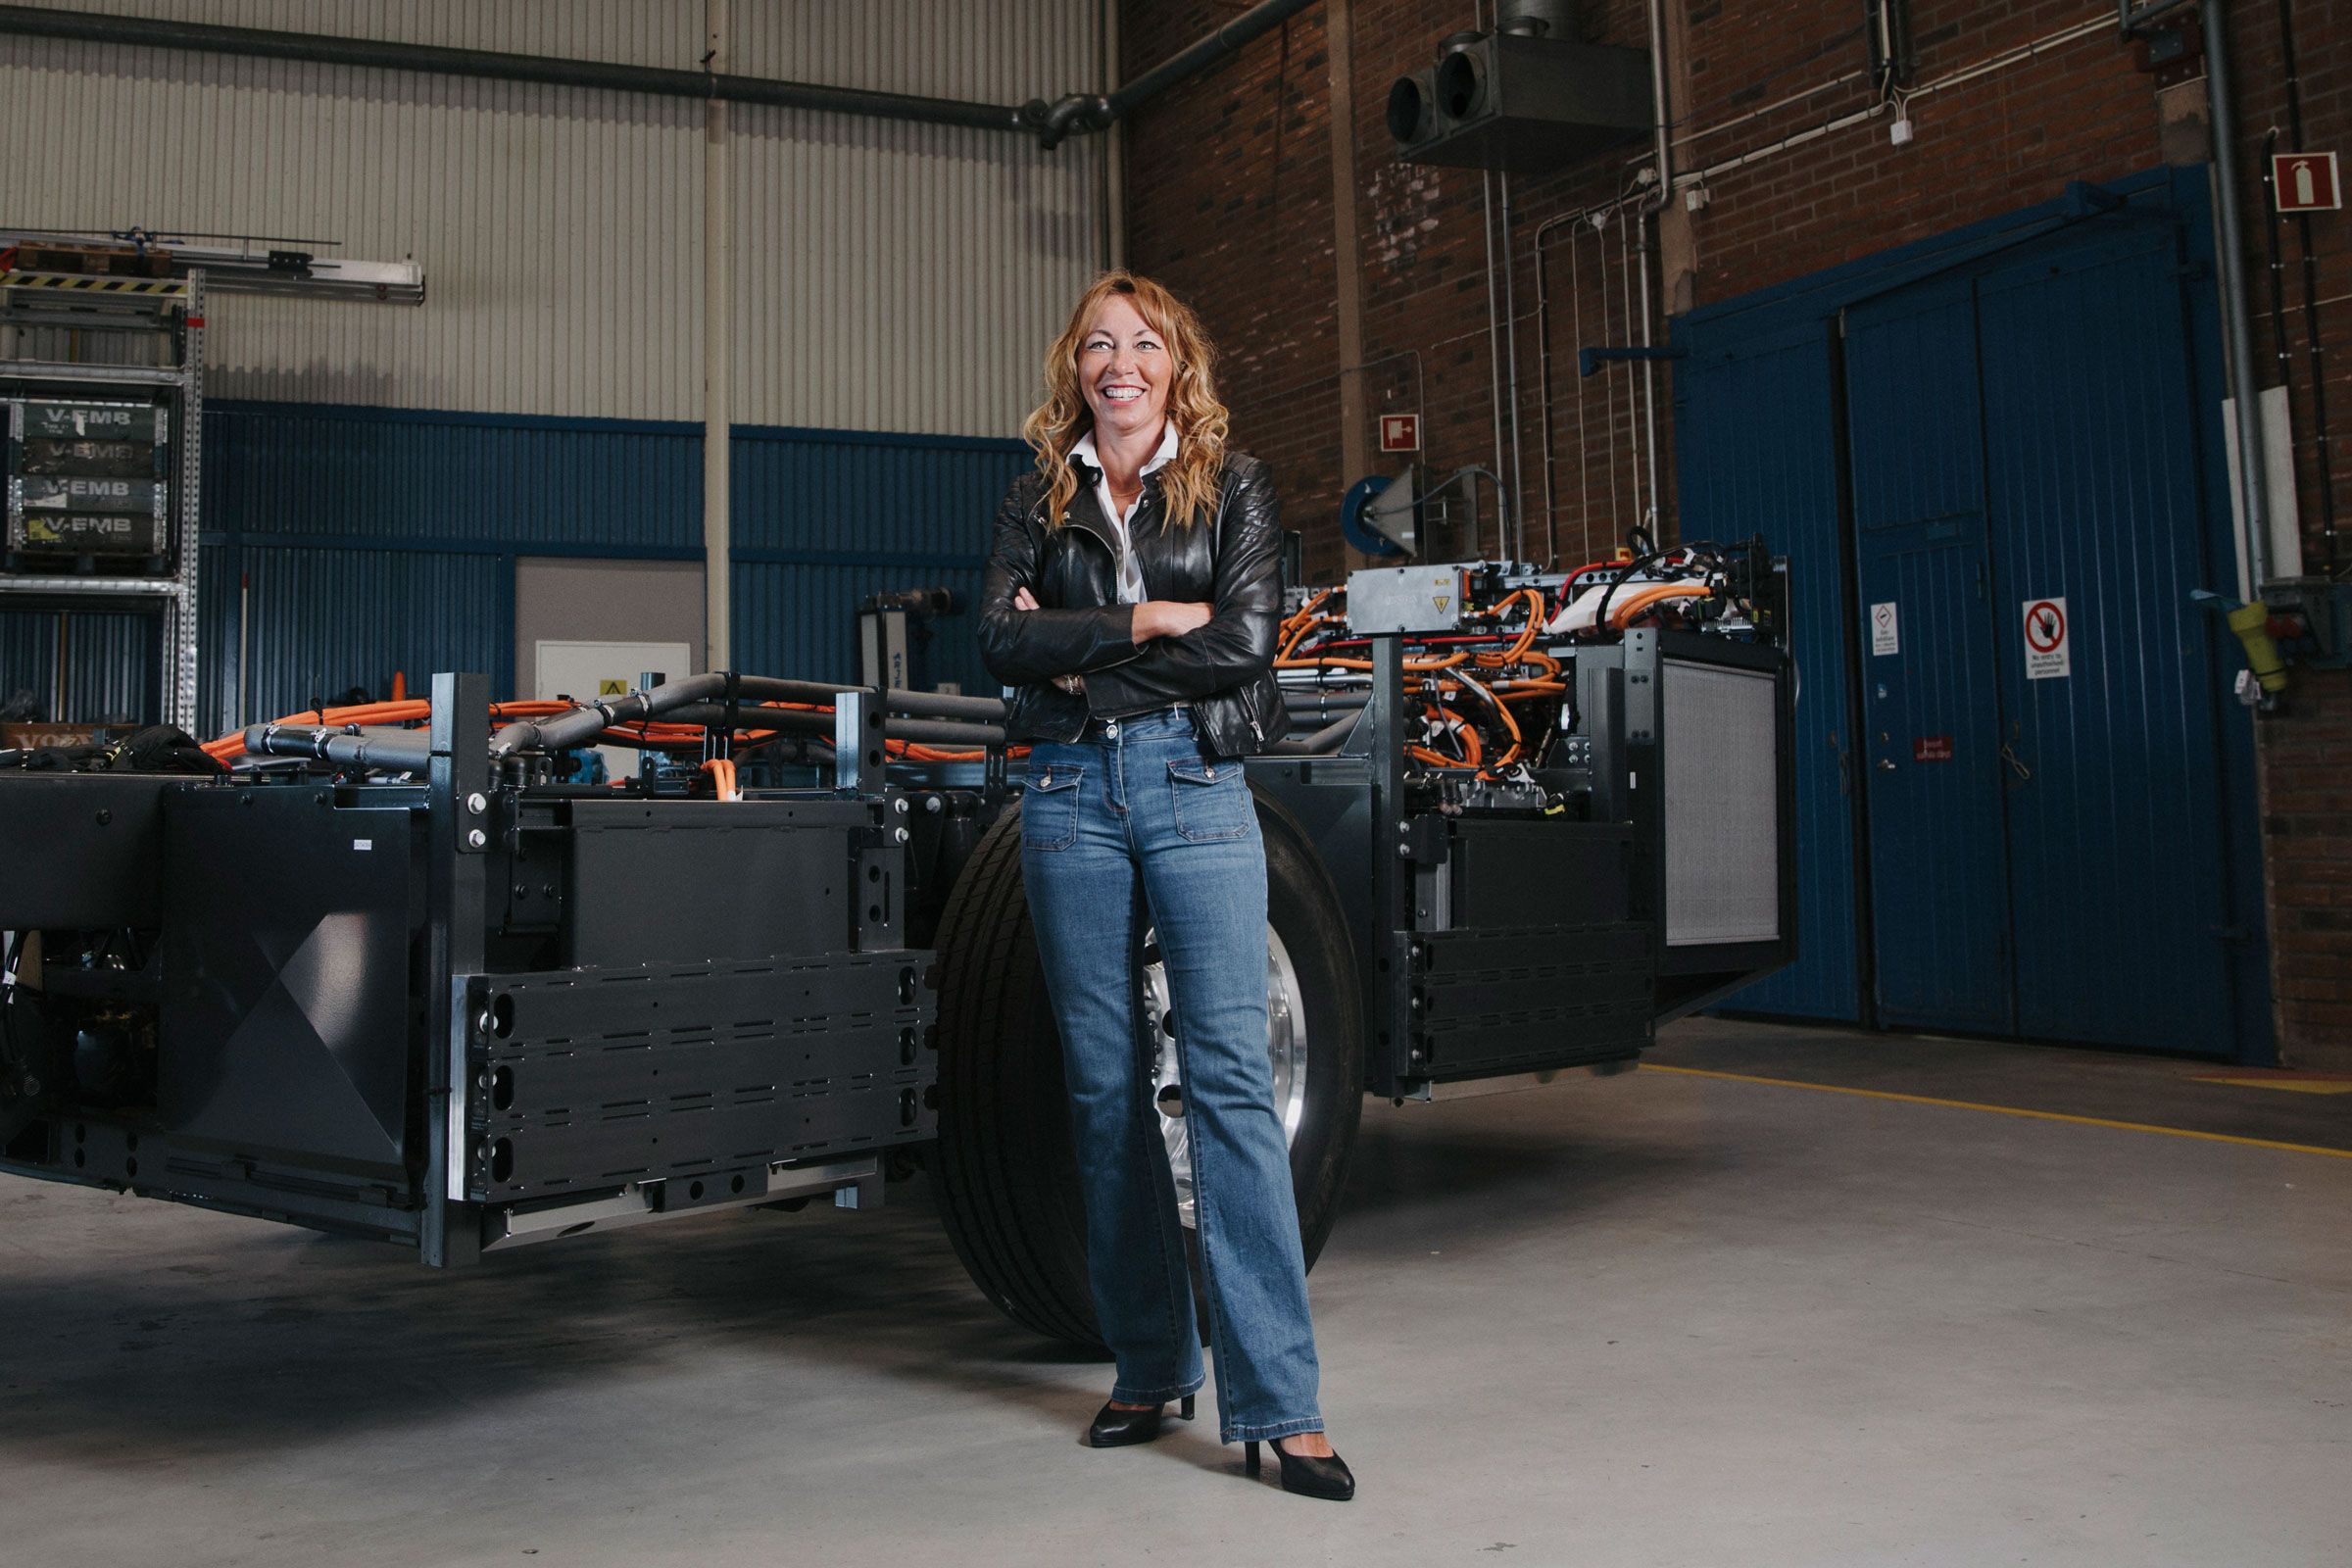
[
  {"xmin": 2274, "ymin": 151, "xmax": 2341, "ymax": 213},
  {"xmin": 2023, "ymin": 597, "xmax": 2070, "ymax": 680}
]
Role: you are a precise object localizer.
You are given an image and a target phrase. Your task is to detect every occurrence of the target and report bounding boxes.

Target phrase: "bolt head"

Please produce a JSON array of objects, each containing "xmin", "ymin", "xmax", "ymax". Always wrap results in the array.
[
  {"xmin": 466, "ymin": 792, "xmax": 488, "ymax": 814},
  {"xmin": 893, "ymin": 796, "xmax": 909, "ymax": 813},
  {"xmin": 466, "ymin": 827, "xmax": 488, "ymax": 849},
  {"xmin": 894, "ymin": 825, "xmax": 910, "ymax": 844}
]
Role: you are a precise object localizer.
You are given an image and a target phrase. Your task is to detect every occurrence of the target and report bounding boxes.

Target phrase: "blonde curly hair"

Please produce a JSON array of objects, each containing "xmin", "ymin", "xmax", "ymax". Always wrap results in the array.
[{"xmin": 1020, "ymin": 270, "xmax": 1231, "ymax": 533}]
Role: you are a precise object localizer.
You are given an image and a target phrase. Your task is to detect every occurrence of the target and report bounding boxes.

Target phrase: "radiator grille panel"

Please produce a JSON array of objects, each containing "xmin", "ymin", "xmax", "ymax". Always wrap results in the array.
[{"xmin": 1663, "ymin": 660, "xmax": 1782, "ymax": 947}]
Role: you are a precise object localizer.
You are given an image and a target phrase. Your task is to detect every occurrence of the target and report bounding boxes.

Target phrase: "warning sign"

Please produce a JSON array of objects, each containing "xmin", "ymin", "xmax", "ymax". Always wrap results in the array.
[
  {"xmin": 1379, "ymin": 413, "xmax": 1421, "ymax": 453},
  {"xmin": 2273, "ymin": 151, "xmax": 2342, "ymax": 214},
  {"xmin": 2022, "ymin": 597, "xmax": 2070, "ymax": 680},
  {"xmin": 1870, "ymin": 601, "xmax": 1899, "ymax": 657},
  {"xmin": 1913, "ymin": 735, "xmax": 1953, "ymax": 762},
  {"xmin": 596, "ymin": 677, "xmax": 628, "ymax": 696}
]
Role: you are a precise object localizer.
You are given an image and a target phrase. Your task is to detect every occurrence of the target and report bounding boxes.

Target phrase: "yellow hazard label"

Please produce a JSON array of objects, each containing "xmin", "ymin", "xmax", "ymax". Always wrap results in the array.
[
  {"xmin": 596, "ymin": 677, "xmax": 627, "ymax": 696},
  {"xmin": 0, "ymin": 270, "xmax": 188, "ymax": 296},
  {"xmin": 1434, "ymin": 595, "xmax": 1449, "ymax": 611}
]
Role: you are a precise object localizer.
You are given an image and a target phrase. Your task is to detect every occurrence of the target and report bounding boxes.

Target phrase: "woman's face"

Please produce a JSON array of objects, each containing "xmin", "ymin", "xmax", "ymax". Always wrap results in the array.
[{"xmin": 1077, "ymin": 293, "xmax": 1172, "ymax": 445}]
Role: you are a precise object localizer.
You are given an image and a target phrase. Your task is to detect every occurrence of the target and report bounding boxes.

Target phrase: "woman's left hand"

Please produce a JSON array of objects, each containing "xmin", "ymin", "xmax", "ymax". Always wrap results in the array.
[{"xmin": 1012, "ymin": 588, "xmax": 1086, "ymax": 696}]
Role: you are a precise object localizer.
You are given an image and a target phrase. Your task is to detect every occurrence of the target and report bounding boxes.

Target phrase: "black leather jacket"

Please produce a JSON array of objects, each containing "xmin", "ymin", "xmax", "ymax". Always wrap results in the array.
[{"xmin": 978, "ymin": 450, "xmax": 1292, "ymax": 759}]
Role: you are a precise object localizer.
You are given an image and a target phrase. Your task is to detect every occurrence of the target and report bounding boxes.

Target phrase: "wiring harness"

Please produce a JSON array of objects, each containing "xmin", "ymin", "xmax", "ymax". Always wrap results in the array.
[{"xmin": 1274, "ymin": 540, "xmax": 1767, "ymax": 778}]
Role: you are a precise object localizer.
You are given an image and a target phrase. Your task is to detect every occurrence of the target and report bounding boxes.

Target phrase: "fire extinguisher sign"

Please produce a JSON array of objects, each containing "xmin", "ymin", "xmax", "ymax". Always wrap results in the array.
[{"xmin": 2273, "ymin": 151, "xmax": 2342, "ymax": 213}]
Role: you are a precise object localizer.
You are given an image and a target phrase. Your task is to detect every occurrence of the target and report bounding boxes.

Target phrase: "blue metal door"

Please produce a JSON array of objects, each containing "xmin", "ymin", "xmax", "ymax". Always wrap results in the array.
[
  {"xmin": 1973, "ymin": 228, "xmax": 2242, "ymax": 1053},
  {"xmin": 1842, "ymin": 280, "xmax": 2015, "ymax": 1031},
  {"xmin": 1675, "ymin": 320, "xmax": 1861, "ymax": 1021}
]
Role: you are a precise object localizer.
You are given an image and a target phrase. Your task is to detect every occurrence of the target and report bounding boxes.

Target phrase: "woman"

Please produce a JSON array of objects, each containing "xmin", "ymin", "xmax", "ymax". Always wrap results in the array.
[{"xmin": 976, "ymin": 272, "xmax": 1353, "ymax": 1502}]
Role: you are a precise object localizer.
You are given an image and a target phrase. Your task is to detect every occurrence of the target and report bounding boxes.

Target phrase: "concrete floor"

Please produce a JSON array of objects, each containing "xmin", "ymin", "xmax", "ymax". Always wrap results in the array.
[{"xmin": 4, "ymin": 1018, "xmax": 2348, "ymax": 1567}]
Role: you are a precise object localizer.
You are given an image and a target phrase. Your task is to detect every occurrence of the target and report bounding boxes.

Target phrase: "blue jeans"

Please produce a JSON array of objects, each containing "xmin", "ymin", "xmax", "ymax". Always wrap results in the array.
[{"xmin": 1020, "ymin": 707, "xmax": 1324, "ymax": 1445}]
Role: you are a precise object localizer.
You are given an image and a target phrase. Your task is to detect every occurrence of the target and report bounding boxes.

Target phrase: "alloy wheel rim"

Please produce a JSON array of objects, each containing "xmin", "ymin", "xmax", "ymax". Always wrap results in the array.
[{"xmin": 1143, "ymin": 922, "xmax": 1309, "ymax": 1229}]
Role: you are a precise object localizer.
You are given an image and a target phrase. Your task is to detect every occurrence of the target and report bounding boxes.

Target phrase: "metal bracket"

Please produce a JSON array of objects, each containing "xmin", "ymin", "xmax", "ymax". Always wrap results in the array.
[
  {"xmin": 2117, "ymin": 0, "xmax": 2197, "ymax": 38},
  {"xmin": 833, "ymin": 686, "xmax": 887, "ymax": 795},
  {"xmin": 422, "ymin": 670, "xmax": 490, "ymax": 1265},
  {"xmin": 1579, "ymin": 343, "xmax": 1688, "ymax": 378},
  {"xmin": 637, "ymin": 669, "xmax": 666, "ymax": 792}
]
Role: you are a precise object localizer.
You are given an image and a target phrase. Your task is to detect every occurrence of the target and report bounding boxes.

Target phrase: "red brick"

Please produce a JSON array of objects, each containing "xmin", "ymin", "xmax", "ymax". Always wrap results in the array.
[{"xmin": 1123, "ymin": 0, "xmax": 2352, "ymax": 1050}]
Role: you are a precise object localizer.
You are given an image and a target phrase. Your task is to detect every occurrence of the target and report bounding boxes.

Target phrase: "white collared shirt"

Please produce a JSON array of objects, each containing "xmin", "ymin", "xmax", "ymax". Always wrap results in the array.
[{"xmin": 1070, "ymin": 420, "xmax": 1178, "ymax": 605}]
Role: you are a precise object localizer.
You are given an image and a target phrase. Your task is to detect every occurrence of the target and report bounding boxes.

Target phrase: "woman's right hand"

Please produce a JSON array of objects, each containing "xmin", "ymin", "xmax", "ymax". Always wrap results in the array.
[{"xmin": 1133, "ymin": 600, "xmax": 1213, "ymax": 642}]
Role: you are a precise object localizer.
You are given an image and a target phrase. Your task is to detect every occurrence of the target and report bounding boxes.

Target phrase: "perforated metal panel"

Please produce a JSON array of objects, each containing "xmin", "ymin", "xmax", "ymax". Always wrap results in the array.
[{"xmin": 1662, "ymin": 659, "xmax": 1781, "ymax": 947}]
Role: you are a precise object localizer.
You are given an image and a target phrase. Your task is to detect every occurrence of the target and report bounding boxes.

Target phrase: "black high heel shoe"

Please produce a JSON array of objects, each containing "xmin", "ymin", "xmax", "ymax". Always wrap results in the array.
[
  {"xmin": 1083, "ymin": 1394, "xmax": 1196, "ymax": 1447},
  {"xmin": 1243, "ymin": 1436, "xmax": 1355, "ymax": 1501}
]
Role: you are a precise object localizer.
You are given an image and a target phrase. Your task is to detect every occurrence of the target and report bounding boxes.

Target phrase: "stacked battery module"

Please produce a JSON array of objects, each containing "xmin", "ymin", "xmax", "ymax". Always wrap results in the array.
[{"xmin": 6, "ymin": 398, "xmax": 172, "ymax": 574}]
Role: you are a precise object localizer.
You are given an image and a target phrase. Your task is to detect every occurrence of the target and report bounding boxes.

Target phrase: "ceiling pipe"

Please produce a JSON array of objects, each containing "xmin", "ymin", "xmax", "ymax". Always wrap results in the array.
[
  {"xmin": 1025, "ymin": 0, "xmax": 1318, "ymax": 147},
  {"xmin": 0, "ymin": 0, "xmax": 1315, "ymax": 150},
  {"xmin": 0, "ymin": 4, "xmax": 1020, "ymax": 130}
]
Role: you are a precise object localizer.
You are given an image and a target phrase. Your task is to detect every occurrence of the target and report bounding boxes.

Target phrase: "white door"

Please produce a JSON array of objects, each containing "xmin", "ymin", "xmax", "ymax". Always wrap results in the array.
[{"xmin": 534, "ymin": 639, "xmax": 694, "ymax": 782}]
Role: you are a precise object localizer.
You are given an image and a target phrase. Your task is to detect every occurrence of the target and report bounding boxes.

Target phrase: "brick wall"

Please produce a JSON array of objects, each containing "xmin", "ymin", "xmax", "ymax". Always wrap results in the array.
[
  {"xmin": 2227, "ymin": 1, "xmax": 2352, "ymax": 1066},
  {"xmin": 1122, "ymin": 0, "xmax": 2349, "ymax": 1064}
]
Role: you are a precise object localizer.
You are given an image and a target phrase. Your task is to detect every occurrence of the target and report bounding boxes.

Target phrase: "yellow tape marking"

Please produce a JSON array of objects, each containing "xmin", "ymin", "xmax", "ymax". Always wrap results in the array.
[
  {"xmin": 2194, "ymin": 1076, "xmax": 2352, "ymax": 1096},
  {"xmin": 1641, "ymin": 1063, "xmax": 2352, "ymax": 1159},
  {"xmin": 0, "ymin": 271, "xmax": 184, "ymax": 296}
]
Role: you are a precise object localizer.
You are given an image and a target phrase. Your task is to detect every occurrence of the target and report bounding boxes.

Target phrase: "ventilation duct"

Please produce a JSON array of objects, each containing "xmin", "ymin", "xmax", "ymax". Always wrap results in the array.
[{"xmin": 1388, "ymin": 29, "xmax": 1651, "ymax": 172}]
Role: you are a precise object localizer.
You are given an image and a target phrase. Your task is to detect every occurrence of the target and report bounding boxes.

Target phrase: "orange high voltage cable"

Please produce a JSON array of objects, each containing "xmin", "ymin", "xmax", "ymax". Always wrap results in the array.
[
  {"xmin": 209, "ymin": 695, "xmax": 1006, "ymax": 769},
  {"xmin": 1406, "ymin": 703, "xmax": 1482, "ymax": 769},
  {"xmin": 695, "ymin": 758, "xmax": 741, "ymax": 801},
  {"xmin": 1606, "ymin": 582, "xmax": 1712, "ymax": 626},
  {"xmin": 1472, "ymin": 588, "xmax": 1545, "ymax": 667}
]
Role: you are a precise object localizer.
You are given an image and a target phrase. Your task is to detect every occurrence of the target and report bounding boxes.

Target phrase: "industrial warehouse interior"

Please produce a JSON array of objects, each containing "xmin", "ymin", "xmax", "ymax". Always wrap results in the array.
[{"xmin": 2, "ymin": 1, "xmax": 2347, "ymax": 1563}]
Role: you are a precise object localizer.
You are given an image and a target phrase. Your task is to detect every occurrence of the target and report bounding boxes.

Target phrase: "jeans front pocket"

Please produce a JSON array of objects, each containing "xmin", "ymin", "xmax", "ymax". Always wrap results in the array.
[
  {"xmin": 1020, "ymin": 763, "xmax": 1085, "ymax": 851},
  {"xmin": 1166, "ymin": 756, "xmax": 1253, "ymax": 842}
]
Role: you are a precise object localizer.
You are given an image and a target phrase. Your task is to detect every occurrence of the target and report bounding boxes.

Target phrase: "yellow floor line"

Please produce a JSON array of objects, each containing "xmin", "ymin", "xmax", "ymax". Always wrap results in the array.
[
  {"xmin": 2192, "ymin": 1076, "xmax": 2352, "ymax": 1096},
  {"xmin": 1641, "ymin": 1063, "xmax": 2352, "ymax": 1160}
]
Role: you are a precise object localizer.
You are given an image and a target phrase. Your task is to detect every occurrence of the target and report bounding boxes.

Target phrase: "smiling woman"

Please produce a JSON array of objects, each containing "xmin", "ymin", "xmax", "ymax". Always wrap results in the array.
[{"xmin": 967, "ymin": 271, "xmax": 1354, "ymax": 1500}]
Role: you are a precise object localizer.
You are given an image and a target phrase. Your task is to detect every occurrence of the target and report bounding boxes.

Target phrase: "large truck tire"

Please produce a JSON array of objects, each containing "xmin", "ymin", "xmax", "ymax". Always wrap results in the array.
[{"xmin": 931, "ymin": 785, "xmax": 1364, "ymax": 1348}]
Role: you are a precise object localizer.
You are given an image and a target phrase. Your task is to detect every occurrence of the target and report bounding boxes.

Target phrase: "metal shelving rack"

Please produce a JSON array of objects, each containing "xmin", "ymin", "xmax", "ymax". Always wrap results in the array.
[{"xmin": 0, "ymin": 268, "xmax": 205, "ymax": 731}]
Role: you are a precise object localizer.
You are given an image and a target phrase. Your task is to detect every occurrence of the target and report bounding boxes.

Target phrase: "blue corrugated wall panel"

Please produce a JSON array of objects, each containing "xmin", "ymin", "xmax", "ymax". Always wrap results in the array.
[
  {"xmin": 195, "ymin": 402, "xmax": 1028, "ymax": 734},
  {"xmin": 731, "ymin": 427, "xmax": 1025, "ymax": 696},
  {"xmin": 1674, "ymin": 319, "xmax": 1861, "ymax": 1021},
  {"xmin": 207, "ymin": 402, "xmax": 706, "ymax": 552},
  {"xmin": 207, "ymin": 545, "xmax": 505, "ymax": 725},
  {"xmin": 1973, "ymin": 227, "xmax": 2248, "ymax": 1054},
  {"xmin": 732, "ymin": 562, "xmax": 993, "ymax": 695},
  {"xmin": 1842, "ymin": 279, "xmax": 2015, "ymax": 1031},
  {"xmin": 0, "ymin": 604, "xmax": 158, "ymax": 723},
  {"xmin": 0, "ymin": 609, "xmax": 47, "ymax": 712},
  {"xmin": 196, "ymin": 538, "xmax": 235, "ymax": 728},
  {"xmin": 731, "ymin": 427, "xmax": 1028, "ymax": 557},
  {"xmin": 1673, "ymin": 166, "xmax": 2269, "ymax": 1058}
]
